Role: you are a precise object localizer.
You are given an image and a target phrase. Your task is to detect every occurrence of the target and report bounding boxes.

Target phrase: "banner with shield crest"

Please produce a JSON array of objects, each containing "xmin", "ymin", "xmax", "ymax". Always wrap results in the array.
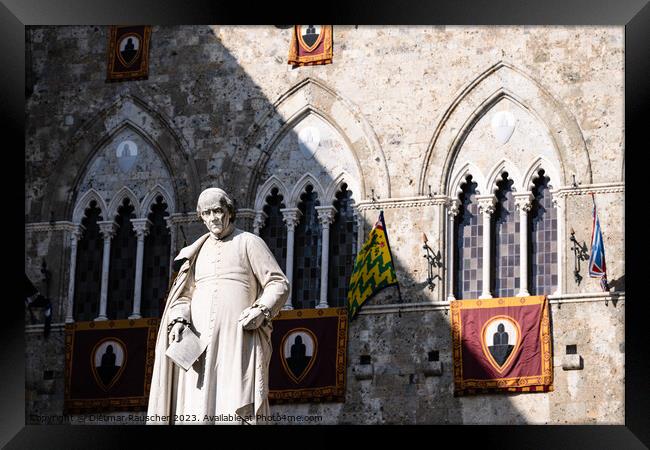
[
  {"xmin": 287, "ymin": 25, "xmax": 333, "ymax": 67},
  {"xmin": 106, "ymin": 25, "xmax": 151, "ymax": 81},
  {"xmin": 64, "ymin": 318, "xmax": 159, "ymax": 413},
  {"xmin": 269, "ymin": 307, "xmax": 347, "ymax": 403},
  {"xmin": 450, "ymin": 296, "xmax": 553, "ymax": 395}
]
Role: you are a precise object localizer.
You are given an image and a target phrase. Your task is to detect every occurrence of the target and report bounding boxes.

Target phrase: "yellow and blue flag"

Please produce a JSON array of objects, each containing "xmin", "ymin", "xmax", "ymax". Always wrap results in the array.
[{"xmin": 347, "ymin": 211, "xmax": 400, "ymax": 319}]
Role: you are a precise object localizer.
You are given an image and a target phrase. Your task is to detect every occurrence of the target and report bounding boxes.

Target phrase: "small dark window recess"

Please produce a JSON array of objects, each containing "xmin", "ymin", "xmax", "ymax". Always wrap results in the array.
[
  {"xmin": 428, "ymin": 350, "xmax": 439, "ymax": 362},
  {"xmin": 359, "ymin": 355, "xmax": 371, "ymax": 365},
  {"xmin": 43, "ymin": 370, "xmax": 54, "ymax": 380},
  {"xmin": 566, "ymin": 344, "xmax": 577, "ymax": 355}
]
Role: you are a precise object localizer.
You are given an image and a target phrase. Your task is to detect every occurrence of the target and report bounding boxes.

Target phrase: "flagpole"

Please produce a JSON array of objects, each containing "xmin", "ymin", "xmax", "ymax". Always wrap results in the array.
[{"xmin": 379, "ymin": 210, "xmax": 403, "ymax": 304}]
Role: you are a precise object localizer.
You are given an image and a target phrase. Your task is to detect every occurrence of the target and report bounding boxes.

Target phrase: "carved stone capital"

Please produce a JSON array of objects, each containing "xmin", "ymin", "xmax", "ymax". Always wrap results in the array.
[
  {"xmin": 69, "ymin": 224, "xmax": 85, "ymax": 243},
  {"xmin": 514, "ymin": 193, "xmax": 533, "ymax": 212},
  {"xmin": 447, "ymin": 199, "xmax": 460, "ymax": 217},
  {"xmin": 315, "ymin": 206, "xmax": 337, "ymax": 227},
  {"xmin": 476, "ymin": 195, "xmax": 497, "ymax": 216},
  {"xmin": 252, "ymin": 211, "xmax": 268, "ymax": 234},
  {"xmin": 131, "ymin": 218, "xmax": 152, "ymax": 238},
  {"xmin": 281, "ymin": 208, "xmax": 302, "ymax": 230},
  {"xmin": 97, "ymin": 221, "xmax": 119, "ymax": 240}
]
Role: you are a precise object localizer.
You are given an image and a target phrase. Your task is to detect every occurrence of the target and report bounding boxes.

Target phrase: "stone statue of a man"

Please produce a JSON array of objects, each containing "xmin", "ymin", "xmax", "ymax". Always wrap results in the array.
[{"xmin": 147, "ymin": 188, "xmax": 289, "ymax": 424}]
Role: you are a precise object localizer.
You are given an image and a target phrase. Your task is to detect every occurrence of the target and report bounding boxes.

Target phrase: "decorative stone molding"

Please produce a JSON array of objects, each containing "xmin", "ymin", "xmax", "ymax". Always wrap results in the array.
[
  {"xmin": 166, "ymin": 213, "xmax": 201, "ymax": 225},
  {"xmin": 315, "ymin": 206, "xmax": 337, "ymax": 225},
  {"xmin": 447, "ymin": 199, "xmax": 460, "ymax": 217},
  {"xmin": 552, "ymin": 182, "xmax": 625, "ymax": 198},
  {"xmin": 356, "ymin": 292, "xmax": 625, "ymax": 315},
  {"xmin": 131, "ymin": 218, "xmax": 152, "ymax": 237},
  {"xmin": 25, "ymin": 221, "xmax": 81, "ymax": 233},
  {"xmin": 97, "ymin": 221, "xmax": 119, "ymax": 239},
  {"xmin": 252, "ymin": 211, "xmax": 268, "ymax": 235},
  {"xmin": 356, "ymin": 195, "xmax": 448, "ymax": 212}
]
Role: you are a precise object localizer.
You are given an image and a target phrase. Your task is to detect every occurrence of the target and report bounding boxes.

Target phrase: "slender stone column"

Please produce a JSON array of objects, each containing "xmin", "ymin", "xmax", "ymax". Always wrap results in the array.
[
  {"xmin": 477, "ymin": 196, "xmax": 496, "ymax": 299},
  {"xmin": 130, "ymin": 218, "xmax": 152, "ymax": 319},
  {"xmin": 353, "ymin": 207, "xmax": 364, "ymax": 253},
  {"xmin": 446, "ymin": 200, "xmax": 460, "ymax": 301},
  {"xmin": 280, "ymin": 208, "xmax": 302, "ymax": 310},
  {"xmin": 514, "ymin": 194, "xmax": 533, "ymax": 297},
  {"xmin": 65, "ymin": 225, "xmax": 84, "ymax": 323},
  {"xmin": 165, "ymin": 216, "xmax": 176, "ymax": 279},
  {"xmin": 253, "ymin": 211, "xmax": 268, "ymax": 236},
  {"xmin": 315, "ymin": 206, "xmax": 337, "ymax": 309},
  {"xmin": 96, "ymin": 221, "xmax": 118, "ymax": 321}
]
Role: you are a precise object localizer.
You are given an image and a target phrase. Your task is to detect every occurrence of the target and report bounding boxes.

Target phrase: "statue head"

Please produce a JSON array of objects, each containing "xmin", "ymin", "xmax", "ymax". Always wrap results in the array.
[
  {"xmin": 497, "ymin": 323, "xmax": 505, "ymax": 333},
  {"xmin": 197, "ymin": 188, "xmax": 236, "ymax": 238}
]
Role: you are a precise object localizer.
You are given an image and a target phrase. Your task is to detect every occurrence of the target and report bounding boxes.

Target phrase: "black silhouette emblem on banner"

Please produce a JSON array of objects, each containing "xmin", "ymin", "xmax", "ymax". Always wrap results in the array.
[
  {"xmin": 480, "ymin": 316, "xmax": 521, "ymax": 372},
  {"xmin": 91, "ymin": 337, "xmax": 127, "ymax": 391},
  {"xmin": 280, "ymin": 328, "xmax": 318, "ymax": 383},
  {"xmin": 117, "ymin": 33, "xmax": 141, "ymax": 67},
  {"xmin": 298, "ymin": 25, "xmax": 323, "ymax": 52}
]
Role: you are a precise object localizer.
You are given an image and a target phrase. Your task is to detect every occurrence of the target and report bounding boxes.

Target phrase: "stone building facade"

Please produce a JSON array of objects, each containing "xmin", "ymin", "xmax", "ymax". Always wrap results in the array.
[{"xmin": 25, "ymin": 25, "xmax": 625, "ymax": 424}]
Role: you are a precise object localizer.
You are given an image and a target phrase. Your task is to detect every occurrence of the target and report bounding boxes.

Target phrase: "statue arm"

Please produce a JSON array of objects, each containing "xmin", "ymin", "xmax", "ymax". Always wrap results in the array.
[{"xmin": 246, "ymin": 234, "xmax": 290, "ymax": 319}]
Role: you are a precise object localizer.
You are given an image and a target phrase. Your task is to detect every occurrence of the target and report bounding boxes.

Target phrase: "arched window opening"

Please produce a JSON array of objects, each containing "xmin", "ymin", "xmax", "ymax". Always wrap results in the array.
[
  {"xmin": 492, "ymin": 173, "xmax": 520, "ymax": 297},
  {"xmin": 529, "ymin": 170, "xmax": 557, "ymax": 295},
  {"xmin": 73, "ymin": 200, "xmax": 103, "ymax": 321},
  {"xmin": 107, "ymin": 198, "xmax": 136, "ymax": 320},
  {"xmin": 141, "ymin": 196, "xmax": 170, "ymax": 318},
  {"xmin": 293, "ymin": 184, "xmax": 321, "ymax": 309},
  {"xmin": 328, "ymin": 183, "xmax": 358, "ymax": 307},
  {"xmin": 259, "ymin": 187, "xmax": 287, "ymax": 272},
  {"xmin": 455, "ymin": 175, "xmax": 482, "ymax": 300}
]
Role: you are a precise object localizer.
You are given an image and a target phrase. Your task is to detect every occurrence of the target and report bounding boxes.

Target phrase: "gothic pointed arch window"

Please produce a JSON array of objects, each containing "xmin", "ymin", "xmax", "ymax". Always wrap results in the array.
[
  {"xmin": 107, "ymin": 198, "xmax": 137, "ymax": 320},
  {"xmin": 328, "ymin": 183, "xmax": 358, "ymax": 307},
  {"xmin": 73, "ymin": 201, "xmax": 104, "ymax": 321},
  {"xmin": 455, "ymin": 175, "xmax": 482, "ymax": 300},
  {"xmin": 492, "ymin": 173, "xmax": 520, "ymax": 297},
  {"xmin": 259, "ymin": 187, "xmax": 287, "ymax": 272},
  {"xmin": 293, "ymin": 184, "xmax": 321, "ymax": 309},
  {"xmin": 141, "ymin": 195, "xmax": 171, "ymax": 318},
  {"xmin": 529, "ymin": 169, "xmax": 558, "ymax": 295}
]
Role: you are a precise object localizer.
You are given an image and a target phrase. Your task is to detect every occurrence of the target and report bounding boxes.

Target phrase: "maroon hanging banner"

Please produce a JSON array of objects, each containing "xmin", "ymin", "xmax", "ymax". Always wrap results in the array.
[
  {"xmin": 64, "ymin": 318, "xmax": 159, "ymax": 413},
  {"xmin": 451, "ymin": 296, "xmax": 553, "ymax": 395},
  {"xmin": 106, "ymin": 25, "xmax": 151, "ymax": 82},
  {"xmin": 287, "ymin": 25, "xmax": 333, "ymax": 67},
  {"xmin": 269, "ymin": 307, "xmax": 347, "ymax": 403}
]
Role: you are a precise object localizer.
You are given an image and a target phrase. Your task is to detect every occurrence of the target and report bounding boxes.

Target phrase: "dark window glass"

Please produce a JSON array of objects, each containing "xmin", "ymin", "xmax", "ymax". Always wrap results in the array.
[
  {"xmin": 455, "ymin": 175, "xmax": 482, "ymax": 300},
  {"xmin": 529, "ymin": 170, "xmax": 557, "ymax": 295},
  {"xmin": 328, "ymin": 183, "xmax": 358, "ymax": 307},
  {"xmin": 141, "ymin": 196, "xmax": 171, "ymax": 318},
  {"xmin": 107, "ymin": 198, "xmax": 136, "ymax": 320},
  {"xmin": 293, "ymin": 185, "xmax": 321, "ymax": 309},
  {"xmin": 73, "ymin": 201, "xmax": 103, "ymax": 321},
  {"xmin": 492, "ymin": 173, "xmax": 520, "ymax": 297},
  {"xmin": 259, "ymin": 187, "xmax": 287, "ymax": 272}
]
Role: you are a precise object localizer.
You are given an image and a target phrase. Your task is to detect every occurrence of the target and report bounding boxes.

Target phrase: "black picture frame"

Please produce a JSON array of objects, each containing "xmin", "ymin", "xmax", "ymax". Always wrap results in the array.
[{"xmin": 6, "ymin": 0, "xmax": 648, "ymax": 447}]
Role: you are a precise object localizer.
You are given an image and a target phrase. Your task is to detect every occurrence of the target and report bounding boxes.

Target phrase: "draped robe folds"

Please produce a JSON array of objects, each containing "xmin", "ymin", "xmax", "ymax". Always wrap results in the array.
[{"xmin": 147, "ymin": 227, "xmax": 289, "ymax": 424}]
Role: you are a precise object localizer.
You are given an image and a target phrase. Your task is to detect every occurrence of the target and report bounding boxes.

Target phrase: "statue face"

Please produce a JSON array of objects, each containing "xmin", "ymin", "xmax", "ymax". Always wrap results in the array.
[{"xmin": 199, "ymin": 194, "xmax": 231, "ymax": 237}]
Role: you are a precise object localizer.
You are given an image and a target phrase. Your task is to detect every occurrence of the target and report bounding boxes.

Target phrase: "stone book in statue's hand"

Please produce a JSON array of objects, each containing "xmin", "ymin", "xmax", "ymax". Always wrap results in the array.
[{"xmin": 165, "ymin": 326, "xmax": 208, "ymax": 371}]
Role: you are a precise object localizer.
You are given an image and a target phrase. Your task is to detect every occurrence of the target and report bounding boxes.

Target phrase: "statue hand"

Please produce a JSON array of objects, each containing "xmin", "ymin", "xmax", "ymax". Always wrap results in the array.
[
  {"xmin": 169, "ymin": 322, "xmax": 186, "ymax": 342},
  {"xmin": 238, "ymin": 307, "xmax": 265, "ymax": 330}
]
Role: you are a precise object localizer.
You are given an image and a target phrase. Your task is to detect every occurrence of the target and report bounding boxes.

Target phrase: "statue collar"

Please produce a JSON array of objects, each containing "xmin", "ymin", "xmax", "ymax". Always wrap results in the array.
[{"xmin": 173, "ymin": 224, "xmax": 237, "ymax": 263}]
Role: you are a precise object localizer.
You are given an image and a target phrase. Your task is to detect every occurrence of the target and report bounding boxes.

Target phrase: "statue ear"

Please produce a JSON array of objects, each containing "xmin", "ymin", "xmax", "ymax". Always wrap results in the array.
[{"xmin": 173, "ymin": 258, "xmax": 188, "ymax": 272}]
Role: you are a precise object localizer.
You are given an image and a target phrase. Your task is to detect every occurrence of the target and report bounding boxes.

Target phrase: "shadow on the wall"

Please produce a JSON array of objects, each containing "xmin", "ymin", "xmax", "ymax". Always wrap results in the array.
[{"xmin": 26, "ymin": 25, "xmax": 546, "ymax": 425}]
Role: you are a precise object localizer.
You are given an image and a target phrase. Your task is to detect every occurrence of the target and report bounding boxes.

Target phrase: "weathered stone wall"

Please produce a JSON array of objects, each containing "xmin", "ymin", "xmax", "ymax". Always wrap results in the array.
[{"xmin": 25, "ymin": 25, "xmax": 624, "ymax": 424}]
